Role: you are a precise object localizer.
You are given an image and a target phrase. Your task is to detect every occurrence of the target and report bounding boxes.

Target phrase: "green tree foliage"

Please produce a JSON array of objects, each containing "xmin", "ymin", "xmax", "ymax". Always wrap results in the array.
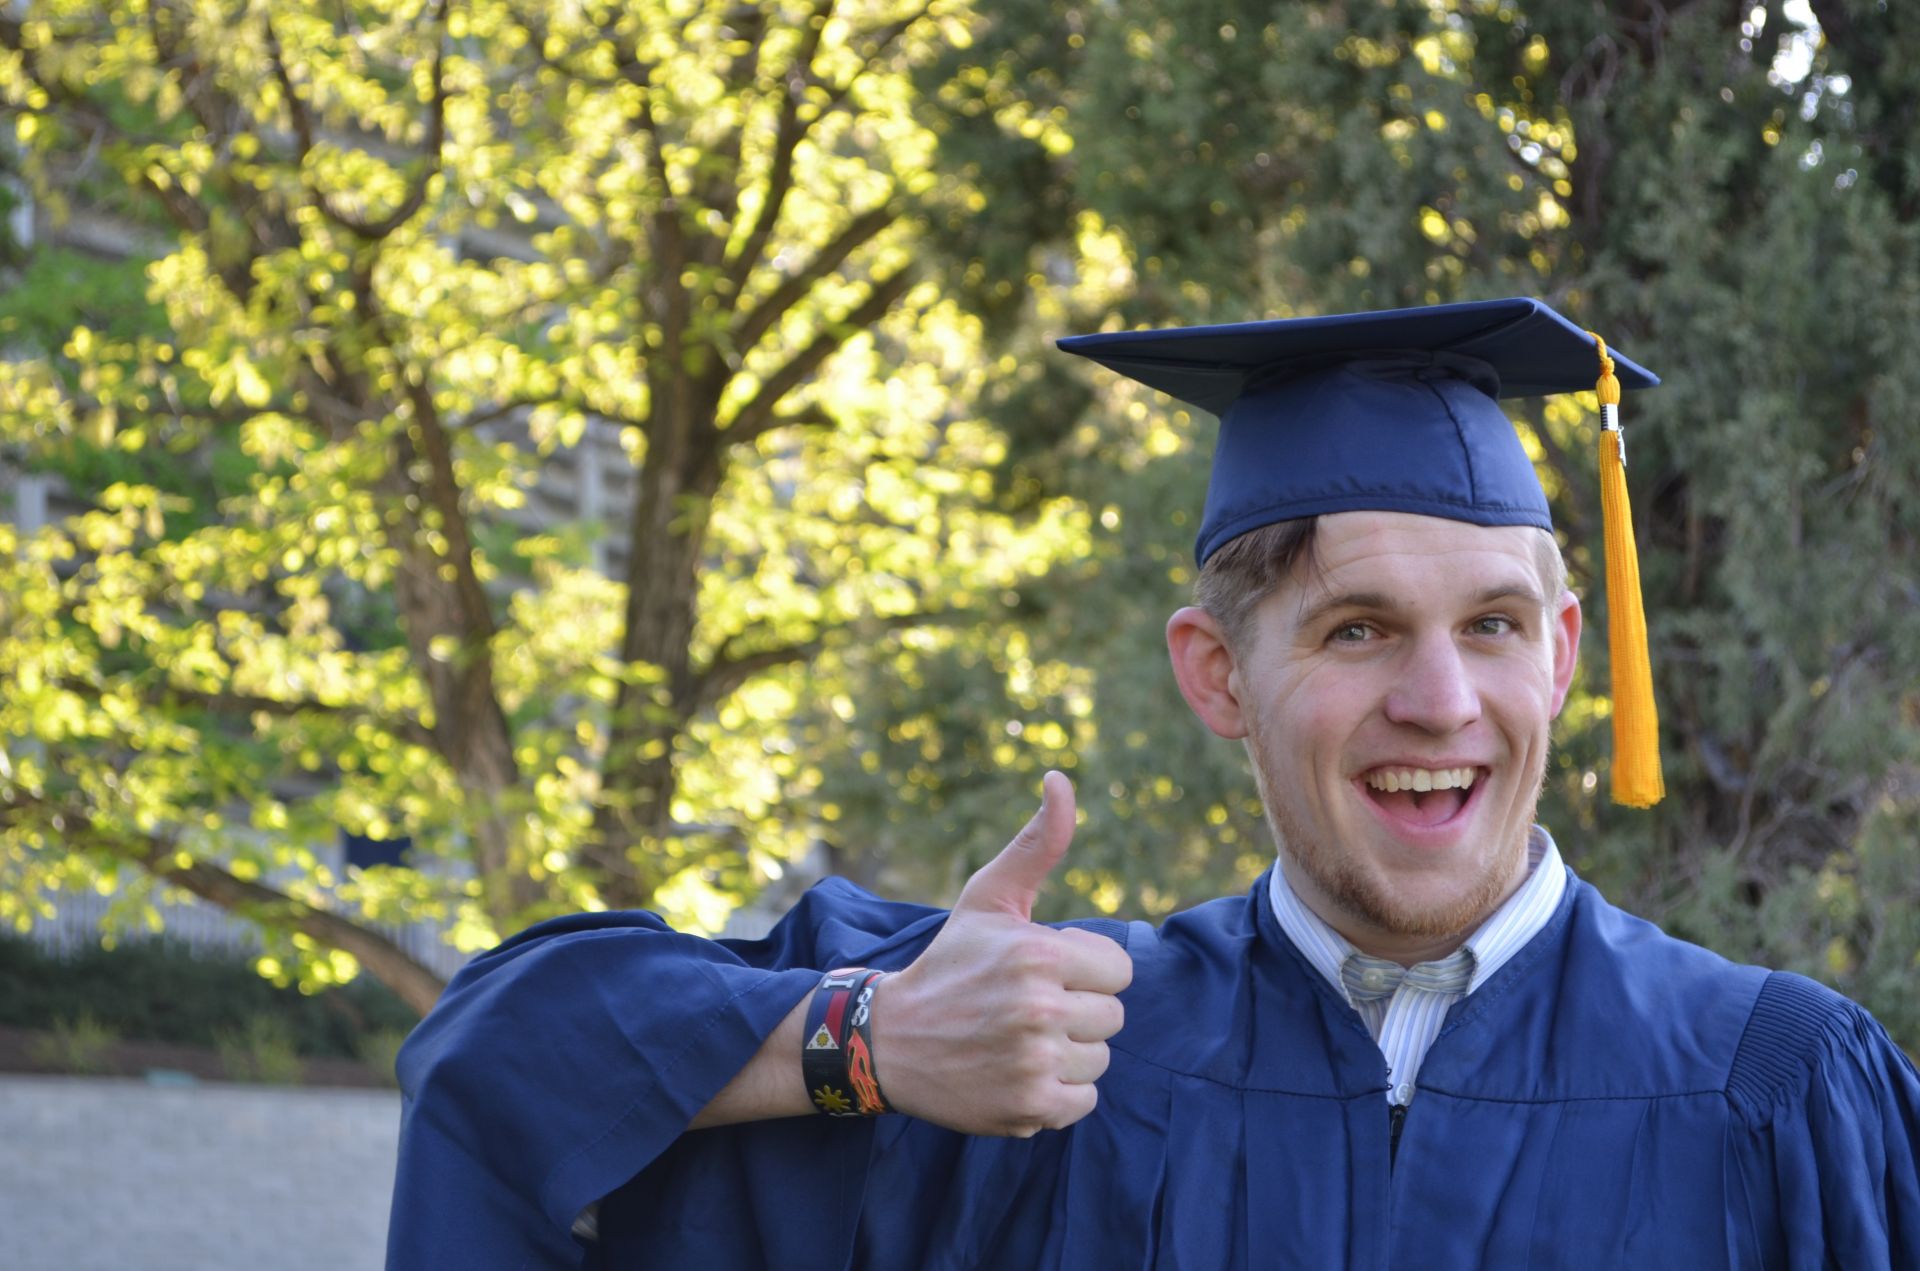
[
  {"xmin": 840, "ymin": 0, "xmax": 1918, "ymax": 1047},
  {"xmin": 0, "ymin": 0, "xmax": 1095, "ymax": 1012},
  {"xmin": 1, "ymin": 0, "xmax": 1914, "ymax": 1052}
]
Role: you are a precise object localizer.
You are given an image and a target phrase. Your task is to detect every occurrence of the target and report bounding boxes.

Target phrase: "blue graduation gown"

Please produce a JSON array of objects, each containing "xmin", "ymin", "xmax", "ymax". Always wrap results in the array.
[{"xmin": 388, "ymin": 870, "xmax": 1920, "ymax": 1268}]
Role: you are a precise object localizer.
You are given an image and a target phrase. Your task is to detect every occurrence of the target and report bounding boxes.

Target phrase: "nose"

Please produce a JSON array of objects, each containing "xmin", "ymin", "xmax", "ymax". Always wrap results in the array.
[{"xmin": 1384, "ymin": 632, "xmax": 1482, "ymax": 735}]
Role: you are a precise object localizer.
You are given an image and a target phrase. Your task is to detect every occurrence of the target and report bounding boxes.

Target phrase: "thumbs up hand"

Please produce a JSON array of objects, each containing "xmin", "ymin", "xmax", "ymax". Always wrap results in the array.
[{"xmin": 871, "ymin": 772, "xmax": 1134, "ymax": 1137}]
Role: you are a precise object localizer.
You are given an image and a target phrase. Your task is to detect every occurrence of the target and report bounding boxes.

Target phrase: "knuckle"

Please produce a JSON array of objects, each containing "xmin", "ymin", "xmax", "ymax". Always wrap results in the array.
[
  {"xmin": 1000, "ymin": 827, "xmax": 1044, "ymax": 865},
  {"xmin": 1014, "ymin": 931, "xmax": 1064, "ymax": 974},
  {"xmin": 1015, "ymin": 993, "xmax": 1064, "ymax": 1032},
  {"xmin": 1023, "ymin": 1095, "xmax": 1057, "ymax": 1125},
  {"xmin": 1013, "ymin": 1038, "xmax": 1063, "ymax": 1081}
]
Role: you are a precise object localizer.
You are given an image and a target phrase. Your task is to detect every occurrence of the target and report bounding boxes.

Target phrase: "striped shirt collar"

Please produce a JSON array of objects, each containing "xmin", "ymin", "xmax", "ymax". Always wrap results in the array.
[{"xmin": 1266, "ymin": 825, "xmax": 1566, "ymax": 1002}]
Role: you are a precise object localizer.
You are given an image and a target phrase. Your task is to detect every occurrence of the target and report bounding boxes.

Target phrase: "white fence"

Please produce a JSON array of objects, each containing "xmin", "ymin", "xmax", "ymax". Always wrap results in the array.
[{"xmin": 24, "ymin": 883, "xmax": 472, "ymax": 984}]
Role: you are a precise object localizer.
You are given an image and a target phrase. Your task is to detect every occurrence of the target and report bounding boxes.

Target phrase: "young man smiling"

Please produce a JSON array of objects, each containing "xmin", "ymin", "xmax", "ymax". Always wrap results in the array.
[
  {"xmin": 389, "ymin": 299, "xmax": 1920, "ymax": 1270},
  {"xmin": 1170, "ymin": 511, "xmax": 1578, "ymax": 965}
]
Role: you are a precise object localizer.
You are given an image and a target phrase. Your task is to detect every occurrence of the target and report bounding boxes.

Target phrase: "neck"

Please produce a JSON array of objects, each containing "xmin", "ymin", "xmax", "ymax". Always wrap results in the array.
[
  {"xmin": 1279, "ymin": 846, "xmax": 1531, "ymax": 968},
  {"xmin": 1336, "ymin": 923, "xmax": 1471, "ymax": 968}
]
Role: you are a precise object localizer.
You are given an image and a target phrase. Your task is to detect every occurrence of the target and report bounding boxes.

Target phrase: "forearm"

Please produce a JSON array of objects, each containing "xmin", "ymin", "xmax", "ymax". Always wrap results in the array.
[{"xmin": 688, "ymin": 987, "xmax": 815, "ymax": 1129}]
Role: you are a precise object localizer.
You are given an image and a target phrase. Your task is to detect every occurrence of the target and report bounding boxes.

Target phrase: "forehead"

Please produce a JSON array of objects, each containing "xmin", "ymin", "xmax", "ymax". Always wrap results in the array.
[
  {"xmin": 1282, "ymin": 511, "xmax": 1549, "ymax": 615},
  {"xmin": 1317, "ymin": 510, "xmax": 1543, "ymax": 569}
]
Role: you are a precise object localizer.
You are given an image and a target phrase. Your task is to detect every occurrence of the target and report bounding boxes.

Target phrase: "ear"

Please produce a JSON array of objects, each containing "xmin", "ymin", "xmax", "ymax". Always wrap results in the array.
[
  {"xmin": 1548, "ymin": 588, "xmax": 1582, "ymax": 719},
  {"xmin": 1167, "ymin": 606, "xmax": 1249, "ymax": 739}
]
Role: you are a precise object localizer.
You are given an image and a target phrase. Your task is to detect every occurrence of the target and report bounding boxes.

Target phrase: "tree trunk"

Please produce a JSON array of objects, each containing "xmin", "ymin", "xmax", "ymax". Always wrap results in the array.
[
  {"xmin": 589, "ymin": 354, "xmax": 725, "ymax": 908},
  {"xmin": 389, "ymin": 526, "xmax": 535, "ymax": 924},
  {"xmin": 301, "ymin": 346, "xmax": 537, "ymax": 929}
]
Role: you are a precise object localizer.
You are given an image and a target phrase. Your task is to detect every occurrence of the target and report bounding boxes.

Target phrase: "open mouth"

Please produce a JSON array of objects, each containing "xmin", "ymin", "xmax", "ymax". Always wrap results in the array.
[{"xmin": 1358, "ymin": 766, "xmax": 1486, "ymax": 829}]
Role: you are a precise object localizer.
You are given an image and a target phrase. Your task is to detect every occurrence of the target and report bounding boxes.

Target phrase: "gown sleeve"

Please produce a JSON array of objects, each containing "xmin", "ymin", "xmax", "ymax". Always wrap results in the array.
[
  {"xmin": 385, "ymin": 879, "xmax": 949, "ymax": 1270},
  {"xmin": 1724, "ymin": 971, "xmax": 1920, "ymax": 1268}
]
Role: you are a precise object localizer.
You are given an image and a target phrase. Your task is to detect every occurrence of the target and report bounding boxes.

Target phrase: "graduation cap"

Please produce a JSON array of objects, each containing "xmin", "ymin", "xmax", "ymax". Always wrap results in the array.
[{"xmin": 1057, "ymin": 296, "xmax": 1664, "ymax": 808}]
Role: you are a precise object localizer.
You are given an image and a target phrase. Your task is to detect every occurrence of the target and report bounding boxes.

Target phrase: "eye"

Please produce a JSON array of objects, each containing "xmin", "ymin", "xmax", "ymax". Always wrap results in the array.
[
  {"xmin": 1468, "ymin": 614, "xmax": 1517, "ymax": 637},
  {"xmin": 1329, "ymin": 621, "xmax": 1375, "ymax": 644}
]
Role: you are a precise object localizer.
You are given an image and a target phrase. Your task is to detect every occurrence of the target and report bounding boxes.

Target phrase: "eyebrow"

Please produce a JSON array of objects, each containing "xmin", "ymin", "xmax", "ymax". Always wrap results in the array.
[{"xmin": 1292, "ymin": 581, "xmax": 1547, "ymax": 631}]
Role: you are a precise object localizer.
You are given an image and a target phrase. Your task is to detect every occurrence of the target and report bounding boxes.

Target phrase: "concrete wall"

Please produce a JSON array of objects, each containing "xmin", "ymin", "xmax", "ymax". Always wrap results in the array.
[{"xmin": 0, "ymin": 1075, "xmax": 399, "ymax": 1271}]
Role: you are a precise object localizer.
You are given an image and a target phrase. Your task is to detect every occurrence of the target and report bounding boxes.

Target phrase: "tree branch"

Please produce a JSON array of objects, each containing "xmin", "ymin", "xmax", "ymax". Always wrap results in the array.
[
  {"xmin": 8, "ymin": 6, "xmax": 300, "ymax": 307},
  {"xmin": 136, "ymin": 842, "xmax": 448, "ymax": 1017},
  {"xmin": 262, "ymin": 14, "xmax": 318, "ymax": 159},
  {"xmin": 14, "ymin": 802, "xmax": 448, "ymax": 1015},
  {"xmin": 54, "ymin": 381, "xmax": 295, "ymax": 433},
  {"xmin": 724, "ymin": 268, "xmax": 914, "ymax": 444},
  {"xmin": 396, "ymin": 375, "xmax": 499, "ymax": 645},
  {"xmin": 460, "ymin": 232, "xmax": 634, "ymax": 349},
  {"xmin": 507, "ymin": 2, "xmax": 626, "ymax": 87},
  {"xmin": 695, "ymin": 639, "xmax": 824, "ymax": 709},
  {"xmin": 265, "ymin": 0, "xmax": 451, "ymax": 241},
  {"xmin": 594, "ymin": 33, "xmax": 715, "ymax": 440},
  {"xmin": 451, "ymin": 394, "xmax": 646, "ymax": 438},
  {"xmin": 694, "ymin": 607, "xmax": 964, "ymax": 709},
  {"xmin": 722, "ymin": 0, "xmax": 932, "ymax": 299},
  {"xmin": 134, "ymin": 3, "xmax": 305, "ymax": 296},
  {"xmin": 721, "ymin": 0, "xmax": 834, "ymax": 296},
  {"xmin": 55, "ymin": 672, "xmax": 436, "ymax": 750},
  {"xmin": 821, "ymin": 2, "xmax": 936, "ymax": 116},
  {"xmin": 161, "ymin": 685, "xmax": 437, "ymax": 750},
  {"xmin": 0, "ymin": 17, "xmax": 213, "ymax": 244},
  {"xmin": 730, "ymin": 199, "xmax": 898, "ymax": 356},
  {"xmin": 686, "ymin": 5, "xmax": 771, "ymax": 261},
  {"xmin": 451, "ymin": 398, "xmax": 548, "ymax": 434}
]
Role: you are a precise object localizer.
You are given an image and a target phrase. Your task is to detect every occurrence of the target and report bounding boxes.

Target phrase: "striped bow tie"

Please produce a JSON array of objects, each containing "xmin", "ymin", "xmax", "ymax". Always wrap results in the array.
[{"xmin": 1340, "ymin": 949, "xmax": 1475, "ymax": 1004}]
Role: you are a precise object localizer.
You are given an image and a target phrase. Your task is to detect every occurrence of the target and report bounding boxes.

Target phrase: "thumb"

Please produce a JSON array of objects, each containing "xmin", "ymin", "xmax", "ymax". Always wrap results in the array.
[{"xmin": 953, "ymin": 770, "xmax": 1077, "ymax": 920}]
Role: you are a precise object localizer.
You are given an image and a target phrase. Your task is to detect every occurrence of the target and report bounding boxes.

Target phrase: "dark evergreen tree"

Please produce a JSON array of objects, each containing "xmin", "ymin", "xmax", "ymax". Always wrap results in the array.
[{"xmin": 814, "ymin": 0, "xmax": 1920, "ymax": 1051}]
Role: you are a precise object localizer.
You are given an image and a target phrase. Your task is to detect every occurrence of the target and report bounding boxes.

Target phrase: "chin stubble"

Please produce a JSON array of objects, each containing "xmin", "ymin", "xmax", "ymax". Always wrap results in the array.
[{"xmin": 1247, "ymin": 724, "xmax": 1545, "ymax": 941}]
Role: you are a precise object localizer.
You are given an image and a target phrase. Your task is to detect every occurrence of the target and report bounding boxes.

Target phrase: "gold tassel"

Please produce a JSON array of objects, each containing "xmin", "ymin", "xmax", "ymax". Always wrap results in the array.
[{"xmin": 1589, "ymin": 332, "xmax": 1664, "ymax": 807}]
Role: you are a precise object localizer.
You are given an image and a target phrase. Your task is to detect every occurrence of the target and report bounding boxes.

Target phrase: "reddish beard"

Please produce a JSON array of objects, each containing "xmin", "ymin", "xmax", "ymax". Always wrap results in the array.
[{"xmin": 1244, "ymin": 720, "xmax": 1541, "ymax": 941}]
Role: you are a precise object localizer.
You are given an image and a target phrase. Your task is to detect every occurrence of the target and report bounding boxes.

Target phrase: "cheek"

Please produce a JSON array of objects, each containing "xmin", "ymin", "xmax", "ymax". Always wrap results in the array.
[
  {"xmin": 1258, "ymin": 666, "xmax": 1374, "ymax": 760},
  {"xmin": 1479, "ymin": 662, "xmax": 1558, "ymax": 738}
]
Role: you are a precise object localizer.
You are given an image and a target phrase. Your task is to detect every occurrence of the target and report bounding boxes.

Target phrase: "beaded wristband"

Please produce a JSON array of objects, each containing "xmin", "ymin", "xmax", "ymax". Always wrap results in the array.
[{"xmin": 802, "ymin": 967, "xmax": 892, "ymax": 1117}]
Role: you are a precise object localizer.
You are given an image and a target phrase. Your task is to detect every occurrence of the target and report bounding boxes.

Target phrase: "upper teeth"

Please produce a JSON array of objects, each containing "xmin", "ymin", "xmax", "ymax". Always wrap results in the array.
[{"xmin": 1365, "ymin": 767, "xmax": 1479, "ymax": 793}]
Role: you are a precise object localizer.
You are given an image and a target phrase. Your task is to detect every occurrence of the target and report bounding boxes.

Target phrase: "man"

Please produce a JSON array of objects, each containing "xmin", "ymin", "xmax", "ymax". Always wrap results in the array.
[{"xmin": 387, "ymin": 298, "xmax": 1920, "ymax": 1269}]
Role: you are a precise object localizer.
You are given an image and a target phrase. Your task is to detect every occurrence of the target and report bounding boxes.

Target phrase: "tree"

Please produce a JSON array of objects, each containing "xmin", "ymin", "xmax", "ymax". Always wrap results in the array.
[
  {"xmin": 4, "ymin": 0, "xmax": 1914, "ymax": 1054},
  {"xmin": 0, "ymin": 0, "xmax": 1091, "ymax": 1013},
  {"xmin": 867, "ymin": 0, "xmax": 1920, "ymax": 1047}
]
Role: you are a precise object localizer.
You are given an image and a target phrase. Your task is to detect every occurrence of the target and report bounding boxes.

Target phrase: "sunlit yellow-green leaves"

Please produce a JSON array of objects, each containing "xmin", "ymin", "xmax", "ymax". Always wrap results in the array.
[{"xmin": 0, "ymin": 0, "xmax": 1100, "ymax": 986}]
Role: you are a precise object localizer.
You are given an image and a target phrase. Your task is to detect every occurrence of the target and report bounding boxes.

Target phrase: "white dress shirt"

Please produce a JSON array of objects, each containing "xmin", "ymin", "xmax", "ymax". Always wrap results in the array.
[{"xmin": 1266, "ymin": 825, "xmax": 1567, "ymax": 1106}]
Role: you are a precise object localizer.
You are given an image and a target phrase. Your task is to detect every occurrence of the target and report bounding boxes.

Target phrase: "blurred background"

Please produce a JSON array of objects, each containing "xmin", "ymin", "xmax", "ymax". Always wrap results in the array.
[{"xmin": 0, "ymin": 0, "xmax": 1915, "ymax": 1264}]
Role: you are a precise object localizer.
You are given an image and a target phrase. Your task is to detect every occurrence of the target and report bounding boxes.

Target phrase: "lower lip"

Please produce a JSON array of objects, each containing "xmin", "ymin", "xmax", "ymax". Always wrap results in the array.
[{"xmin": 1353, "ymin": 772, "xmax": 1487, "ymax": 848}]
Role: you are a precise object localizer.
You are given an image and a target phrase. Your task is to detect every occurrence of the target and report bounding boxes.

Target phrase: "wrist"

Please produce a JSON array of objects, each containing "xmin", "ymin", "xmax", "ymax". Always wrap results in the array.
[
  {"xmin": 801, "ymin": 967, "xmax": 893, "ymax": 1118},
  {"xmin": 862, "ymin": 967, "xmax": 940, "ymax": 1122}
]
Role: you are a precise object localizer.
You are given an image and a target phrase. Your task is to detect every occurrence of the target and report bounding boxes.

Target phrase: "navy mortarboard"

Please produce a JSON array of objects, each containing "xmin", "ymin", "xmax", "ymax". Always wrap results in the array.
[{"xmin": 1058, "ymin": 296, "xmax": 1664, "ymax": 807}]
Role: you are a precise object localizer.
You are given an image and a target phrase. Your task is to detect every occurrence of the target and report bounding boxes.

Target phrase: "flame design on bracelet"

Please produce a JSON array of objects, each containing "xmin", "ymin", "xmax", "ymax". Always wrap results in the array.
[{"xmin": 846, "ymin": 1031, "xmax": 886, "ymax": 1116}]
